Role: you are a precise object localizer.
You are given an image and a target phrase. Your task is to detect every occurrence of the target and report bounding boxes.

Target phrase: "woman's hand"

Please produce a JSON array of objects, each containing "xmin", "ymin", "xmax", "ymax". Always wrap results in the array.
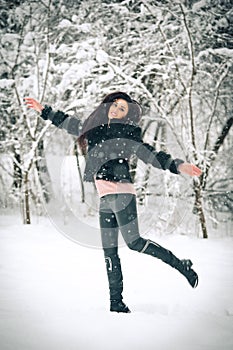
[
  {"xmin": 178, "ymin": 162, "xmax": 202, "ymax": 177},
  {"xmin": 24, "ymin": 97, "xmax": 44, "ymax": 113}
]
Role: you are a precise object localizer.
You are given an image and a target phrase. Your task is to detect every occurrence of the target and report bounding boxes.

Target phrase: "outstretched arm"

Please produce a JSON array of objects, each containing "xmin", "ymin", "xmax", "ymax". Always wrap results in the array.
[
  {"xmin": 135, "ymin": 138, "xmax": 202, "ymax": 177},
  {"xmin": 24, "ymin": 97, "xmax": 81, "ymax": 136}
]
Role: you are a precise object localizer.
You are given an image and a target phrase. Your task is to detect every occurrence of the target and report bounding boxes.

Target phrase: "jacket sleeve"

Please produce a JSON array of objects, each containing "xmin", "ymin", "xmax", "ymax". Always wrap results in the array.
[
  {"xmin": 136, "ymin": 141, "xmax": 184, "ymax": 174},
  {"xmin": 41, "ymin": 105, "xmax": 81, "ymax": 136}
]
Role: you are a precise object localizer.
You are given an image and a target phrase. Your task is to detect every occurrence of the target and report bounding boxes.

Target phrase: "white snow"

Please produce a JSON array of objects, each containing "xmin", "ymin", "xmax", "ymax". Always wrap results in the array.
[
  {"xmin": 0, "ymin": 213, "xmax": 233, "ymax": 350},
  {"xmin": 58, "ymin": 19, "xmax": 73, "ymax": 28},
  {"xmin": 96, "ymin": 50, "xmax": 109, "ymax": 65}
]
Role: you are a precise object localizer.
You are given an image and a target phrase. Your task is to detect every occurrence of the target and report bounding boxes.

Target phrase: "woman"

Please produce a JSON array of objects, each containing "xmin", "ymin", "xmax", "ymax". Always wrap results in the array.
[{"xmin": 25, "ymin": 92, "xmax": 202, "ymax": 313}]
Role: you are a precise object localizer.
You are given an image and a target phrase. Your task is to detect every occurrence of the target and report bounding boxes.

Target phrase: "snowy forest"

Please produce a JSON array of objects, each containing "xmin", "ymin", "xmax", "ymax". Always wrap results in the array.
[
  {"xmin": 0, "ymin": 0, "xmax": 232, "ymax": 238},
  {"xmin": 1, "ymin": 1, "xmax": 233, "ymax": 349}
]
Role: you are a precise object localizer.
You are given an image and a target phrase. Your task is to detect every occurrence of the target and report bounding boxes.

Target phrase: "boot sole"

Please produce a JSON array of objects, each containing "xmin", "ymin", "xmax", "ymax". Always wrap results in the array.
[{"xmin": 110, "ymin": 309, "xmax": 131, "ymax": 313}]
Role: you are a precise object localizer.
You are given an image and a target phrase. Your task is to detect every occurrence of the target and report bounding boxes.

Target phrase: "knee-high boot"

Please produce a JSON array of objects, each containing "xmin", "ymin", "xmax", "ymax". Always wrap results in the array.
[
  {"xmin": 140, "ymin": 240, "xmax": 198, "ymax": 288},
  {"xmin": 104, "ymin": 251, "xmax": 131, "ymax": 313}
]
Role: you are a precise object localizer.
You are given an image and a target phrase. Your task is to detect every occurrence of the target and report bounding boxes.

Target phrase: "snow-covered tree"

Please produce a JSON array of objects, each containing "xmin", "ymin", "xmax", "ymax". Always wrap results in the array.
[
  {"xmin": 0, "ymin": 0, "xmax": 232, "ymax": 235},
  {"xmin": 0, "ymin": 1, "xmax": 54, "ymax": 223}
]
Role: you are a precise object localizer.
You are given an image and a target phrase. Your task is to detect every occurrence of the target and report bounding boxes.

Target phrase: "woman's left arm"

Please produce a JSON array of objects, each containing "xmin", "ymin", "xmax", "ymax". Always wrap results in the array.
[{"xmin": 135, "ymin": 137, "xmax": 202, "ymax": 177}]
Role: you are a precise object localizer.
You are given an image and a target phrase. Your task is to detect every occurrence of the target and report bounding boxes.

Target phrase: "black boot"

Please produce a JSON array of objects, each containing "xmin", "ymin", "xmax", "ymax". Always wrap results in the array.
[
  {"xmin": 110, "ymin": 300, "xmax": 131, "ymax": 313},
  {"xmin": 141, "ymin": 240, "xmax": 198, "ymax": 288},
  {"xmin": 104, "ymin": 251, "xmax": 131, "ymax": 313},
  {"xmin": 172, "ymin": 259, "xmax": 198, "ymax": 288}
]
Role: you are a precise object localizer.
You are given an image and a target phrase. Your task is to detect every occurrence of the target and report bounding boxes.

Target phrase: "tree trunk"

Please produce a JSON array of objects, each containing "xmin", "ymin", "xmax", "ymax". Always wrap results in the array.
[
  {"xmin": 23, "ymin": 171, "xmax": 31, "ymax": 224},
  {"xmin": 138, "ymin": 123, "xmax": 161, "ymax": 205},
  {"xmin": 12, "ymin": 144, "xmax": 22, "ymax": 190},
  {"xmin": 201, "ymin": 116, "xmax": 233, "ymax": 190},
  {"xmin": 74, "ymin": 143, "xmax": 85, "ymax": 203},
  {"xmin": 129, "ymin": 119, "xmax": 151, "ymax": 183},
  {"xmin": 180, "ymin": 4, "xmax": 208, "ymax": 239},
  {"xmin": 36, "ymin": 139, "xmax": 52, "ymax": 203},
  {"xmin": 138, "ymin": 165, "xmax": 151, "ymax": 206},
  {"xmin": 193, "ymin": 180, "xmax": 208, "ymax": 238}
]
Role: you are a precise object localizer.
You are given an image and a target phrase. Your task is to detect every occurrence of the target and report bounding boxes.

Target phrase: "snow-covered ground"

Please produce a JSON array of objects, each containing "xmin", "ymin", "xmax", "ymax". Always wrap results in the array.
[{"xmin": 0, "ymin": 214, "xmax": 233, "ymax": 350}]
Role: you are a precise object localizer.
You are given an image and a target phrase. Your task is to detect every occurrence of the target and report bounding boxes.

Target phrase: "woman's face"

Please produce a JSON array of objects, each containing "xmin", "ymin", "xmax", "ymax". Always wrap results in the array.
[{"xmin": 108, "ymin": 99, "xmax": 129, "ymax": 120}]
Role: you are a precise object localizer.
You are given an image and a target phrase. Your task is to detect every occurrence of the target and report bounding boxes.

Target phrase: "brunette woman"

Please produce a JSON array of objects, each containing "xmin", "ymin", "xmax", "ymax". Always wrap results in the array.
[{"xmin": 25, "ymin": 92, "xmax": 202, "ymax": 313}]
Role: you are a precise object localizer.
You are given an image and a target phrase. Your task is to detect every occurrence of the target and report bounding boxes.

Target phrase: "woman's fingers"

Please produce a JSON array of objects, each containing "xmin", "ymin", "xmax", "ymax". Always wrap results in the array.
[
  {"xmin": 24, "ymin": 97, "xmax": 37, "ymax": 107},
  {"xmin": 192, "ymin": 165, "xmax": 202, "ymax": 176},
  {"xmin": 24, "ymin": 97, "xmax": 44, "ymax": 112},
  {"xmin": 24, "ymin": 97, "xmax": 35, "ymax": 108},
  {"xmin": 178, "ymin": 162, "xmax": 202, "ymax": 177}
]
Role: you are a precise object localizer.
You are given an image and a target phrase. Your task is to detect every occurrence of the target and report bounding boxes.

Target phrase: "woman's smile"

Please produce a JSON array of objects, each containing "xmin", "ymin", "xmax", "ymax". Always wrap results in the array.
[{"xmin": 110, "ymin": 111, "xmax": 117, "ymax": 117}]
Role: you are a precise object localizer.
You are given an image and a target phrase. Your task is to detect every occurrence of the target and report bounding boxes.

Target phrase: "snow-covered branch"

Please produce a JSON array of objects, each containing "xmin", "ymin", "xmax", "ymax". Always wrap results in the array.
[
  {"xmin": 0, "ymin": 163, "xmax": 14, "ymax": 178},
  {"xmin": 204, "ymin": 64, "xmax": 230, "ymax": 151},
  {"xmin": 40, "ymin": 0, "xmax": 52, "ymax": 104},
  {"xmin": 179, "ymin": 3, "xmax": 198, "ymax": 159}
]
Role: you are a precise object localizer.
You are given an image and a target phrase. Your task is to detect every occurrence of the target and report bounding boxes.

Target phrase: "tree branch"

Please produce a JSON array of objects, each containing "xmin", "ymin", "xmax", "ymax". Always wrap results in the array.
[
  {"xmin": 40, "ymin": 0, "xmax": 52, "ymax": 104},
  {"xmin": 0, "ymin": 163, "xmax": 14, "ymax": 178},
  {"xmin": 201, "ymin": 116, "xmax": 233, "ymax": 189},
  {"xmin": 179, "ymin": 3, "xmax": 198, "ymax": 161},
  {"xmin": 204, "ymin": 64, "xmax": 230, "ymax": 151}
]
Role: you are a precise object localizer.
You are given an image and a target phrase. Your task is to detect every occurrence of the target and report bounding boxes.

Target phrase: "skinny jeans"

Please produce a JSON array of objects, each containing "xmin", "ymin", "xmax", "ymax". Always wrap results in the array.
[{"xmin": 99, "ymin": 193, "xmax": 147, "ymax": 252}]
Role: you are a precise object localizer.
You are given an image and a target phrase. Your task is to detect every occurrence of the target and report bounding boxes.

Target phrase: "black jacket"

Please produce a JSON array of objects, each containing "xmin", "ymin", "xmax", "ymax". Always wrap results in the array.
[{"xmin": 41, "ymin": 106, "xmax": 184, "ymax": 183}]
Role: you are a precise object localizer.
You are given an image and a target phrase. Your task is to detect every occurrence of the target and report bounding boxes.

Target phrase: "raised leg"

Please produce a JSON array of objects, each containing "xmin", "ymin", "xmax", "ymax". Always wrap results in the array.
[{"xmin": 113, "ymin": 194, "xmax": 198, "ymax": 288}]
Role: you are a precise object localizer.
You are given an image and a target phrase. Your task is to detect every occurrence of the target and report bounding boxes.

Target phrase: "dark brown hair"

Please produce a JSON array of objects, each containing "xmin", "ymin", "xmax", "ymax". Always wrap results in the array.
[{"xmin": 77, "ymin": 91, "xmax": 142, "ymax": 154}]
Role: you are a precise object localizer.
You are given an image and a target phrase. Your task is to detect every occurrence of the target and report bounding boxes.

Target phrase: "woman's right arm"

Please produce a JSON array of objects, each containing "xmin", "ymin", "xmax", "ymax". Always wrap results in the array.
[{"xmin": 24, "ymin": 97, "xmax": 81, "ymax": 136}]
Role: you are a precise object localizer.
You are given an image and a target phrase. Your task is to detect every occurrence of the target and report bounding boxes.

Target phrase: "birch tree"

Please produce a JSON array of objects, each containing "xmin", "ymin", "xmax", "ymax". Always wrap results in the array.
[{"xmin": 0, "ymin": 1, "xmax": 54, "ymax": 223}]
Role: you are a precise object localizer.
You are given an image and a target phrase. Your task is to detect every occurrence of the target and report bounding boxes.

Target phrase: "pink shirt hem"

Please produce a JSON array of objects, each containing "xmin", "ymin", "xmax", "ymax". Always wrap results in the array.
[{"xmin": 94, "ymin": 179, "xmax": 136, "ymax": 198}]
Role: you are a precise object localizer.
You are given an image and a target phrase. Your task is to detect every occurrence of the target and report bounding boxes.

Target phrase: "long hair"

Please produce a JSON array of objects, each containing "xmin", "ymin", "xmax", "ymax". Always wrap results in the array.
[{"xmin": 77, "ymin": 91, "xmax": 142, "ymax": 155}]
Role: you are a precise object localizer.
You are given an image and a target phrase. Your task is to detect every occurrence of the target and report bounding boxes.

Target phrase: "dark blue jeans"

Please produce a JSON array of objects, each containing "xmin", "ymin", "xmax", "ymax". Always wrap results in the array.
[{"xmin": 99, "ymin": 193, "xmax": 147, "ymax": 251}]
